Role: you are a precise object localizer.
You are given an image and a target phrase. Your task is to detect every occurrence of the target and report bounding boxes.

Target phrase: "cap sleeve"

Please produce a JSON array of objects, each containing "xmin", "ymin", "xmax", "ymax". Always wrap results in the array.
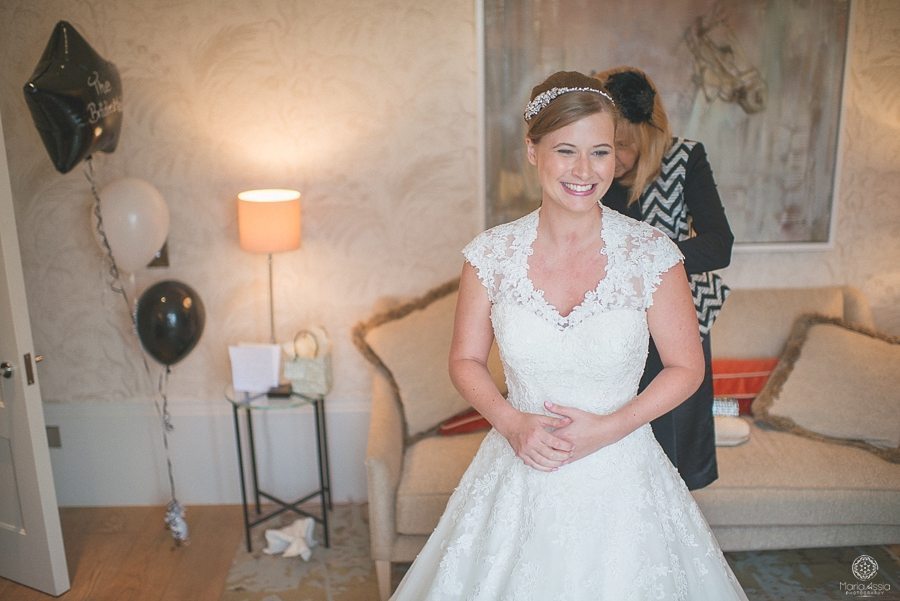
[
  {"xmin": 461, "ymin": 229, "xmax": 508, "ymax": 303},
  {"xmin": 643, "ymin": 229, "xmax": 684, "ymax": 308}
]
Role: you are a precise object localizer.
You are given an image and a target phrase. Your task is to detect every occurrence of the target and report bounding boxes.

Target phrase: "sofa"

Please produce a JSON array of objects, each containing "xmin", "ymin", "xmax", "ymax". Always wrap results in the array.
[{"xmin": 355, "ymin": 283, "xmax": 900, "ymax": 600}]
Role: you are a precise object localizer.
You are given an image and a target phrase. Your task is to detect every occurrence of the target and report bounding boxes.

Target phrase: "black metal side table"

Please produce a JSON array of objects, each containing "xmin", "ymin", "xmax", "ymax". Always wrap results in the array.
[{"xmin": 225, "ymin": 387, "xmax": 332, "ymax": 552}]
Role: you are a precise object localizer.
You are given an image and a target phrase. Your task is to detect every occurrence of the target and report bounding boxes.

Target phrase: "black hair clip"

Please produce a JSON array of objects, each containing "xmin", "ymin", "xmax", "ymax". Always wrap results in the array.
[{"xmin": 604, "ymin": 71, "xmax": 655, "ymax": 125}]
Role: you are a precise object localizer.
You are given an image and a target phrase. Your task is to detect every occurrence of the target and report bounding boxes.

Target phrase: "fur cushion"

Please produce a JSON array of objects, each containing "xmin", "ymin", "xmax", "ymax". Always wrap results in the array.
[
  {"xmin": 353, "ymin": 279, "xmax": 505, "ymax": 441},
  {"xmin": 753, "ymin": 314, "xmax": 900, "ymax": 463}
]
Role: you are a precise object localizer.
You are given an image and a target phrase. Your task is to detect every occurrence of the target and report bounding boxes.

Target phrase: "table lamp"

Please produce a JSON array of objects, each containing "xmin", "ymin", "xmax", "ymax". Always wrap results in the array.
[{"xmin": 237, "ymin": 189, "xmax": 302, "ymax": 344}]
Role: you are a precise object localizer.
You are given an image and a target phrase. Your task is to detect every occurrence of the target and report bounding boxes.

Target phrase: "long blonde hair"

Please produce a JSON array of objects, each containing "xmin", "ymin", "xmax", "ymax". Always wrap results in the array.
[{"xmin": 594, "ymin": 66, "xmax": 672, "ymax": 205}]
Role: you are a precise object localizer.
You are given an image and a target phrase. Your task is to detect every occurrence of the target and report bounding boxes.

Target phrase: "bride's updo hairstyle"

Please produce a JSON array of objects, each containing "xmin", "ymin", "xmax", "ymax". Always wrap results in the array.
[{"xmin": 524, "ymin": 70, "xmax": 618, "ymax": 144}]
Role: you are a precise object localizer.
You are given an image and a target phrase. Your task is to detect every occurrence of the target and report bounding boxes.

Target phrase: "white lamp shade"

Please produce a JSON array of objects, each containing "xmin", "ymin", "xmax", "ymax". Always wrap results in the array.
[{"xmin": 237, "ymin": 189, "xmax": 301, "ymax": 254}]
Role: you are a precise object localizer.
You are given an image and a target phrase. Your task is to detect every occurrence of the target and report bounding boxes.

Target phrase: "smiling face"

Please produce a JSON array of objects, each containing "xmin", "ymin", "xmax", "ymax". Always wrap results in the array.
[{"xmin": 526, "ymin": 111, "xmax": 616, "ymax": 213}]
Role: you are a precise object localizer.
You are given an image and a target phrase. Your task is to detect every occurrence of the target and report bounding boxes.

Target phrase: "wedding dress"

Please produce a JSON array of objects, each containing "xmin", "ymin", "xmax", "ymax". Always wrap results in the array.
[{"xmin": 391, "ymin": 206, "xmax": 748, "ymax": 601}]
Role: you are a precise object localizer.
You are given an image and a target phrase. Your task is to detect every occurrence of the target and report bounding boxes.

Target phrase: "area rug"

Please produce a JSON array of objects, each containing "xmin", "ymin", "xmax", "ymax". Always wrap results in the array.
[
  {"xmin": 728, "ymin": 544, "xmax": 899, "ymax": 601},
  {"xmin": 223, "ymin": 504, "xmax": 405, "ymax": 601},
  {"xmin": 224, "ymin": 504, "xmax": 899, "ymax": 601}
]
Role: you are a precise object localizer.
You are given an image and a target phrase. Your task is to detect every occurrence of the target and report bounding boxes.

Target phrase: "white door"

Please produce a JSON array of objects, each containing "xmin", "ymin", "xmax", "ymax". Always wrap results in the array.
[{"xmin": 0, "ymin": 108, "xmax": 69, "ymax": 594}]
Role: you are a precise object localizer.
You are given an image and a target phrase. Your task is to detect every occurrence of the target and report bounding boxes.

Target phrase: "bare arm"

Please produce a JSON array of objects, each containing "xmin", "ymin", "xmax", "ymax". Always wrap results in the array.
[
  {"xmin": 449, "ymin": 261, "xmax": 573, "ymax": 471},
  {"xmin": 550, "ymin": 262, "xmax": 704, "ymax": 461}
]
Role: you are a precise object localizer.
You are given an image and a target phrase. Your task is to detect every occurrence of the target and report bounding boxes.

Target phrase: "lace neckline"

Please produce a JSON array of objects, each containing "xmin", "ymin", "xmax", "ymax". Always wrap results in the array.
[{"xmin": 517, "ymin": 206, "xmax": 615, "ymax": 329}]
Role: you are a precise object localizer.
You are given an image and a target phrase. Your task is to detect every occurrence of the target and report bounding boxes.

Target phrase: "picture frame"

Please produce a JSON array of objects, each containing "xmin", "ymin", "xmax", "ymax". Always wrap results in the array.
[{"xmin": 480, "ymin": 0, "xmax": 852, "ymax": 248}]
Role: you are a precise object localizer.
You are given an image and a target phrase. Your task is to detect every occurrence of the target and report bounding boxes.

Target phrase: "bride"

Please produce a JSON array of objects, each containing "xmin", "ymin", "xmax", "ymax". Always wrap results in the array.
[{"xmin": 389, "ymin": 70, "xmax": 748, "ymax": 601}]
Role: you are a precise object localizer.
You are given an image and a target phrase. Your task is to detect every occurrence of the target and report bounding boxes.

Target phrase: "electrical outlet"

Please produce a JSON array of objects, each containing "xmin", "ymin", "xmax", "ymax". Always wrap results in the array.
[
  {"xmin": 147, "ymin": 240, "xmax": 169, "ymax": 267},
  {"xmin": 46, "ymin": 425, "xmax": 61, "ymax": 448}
]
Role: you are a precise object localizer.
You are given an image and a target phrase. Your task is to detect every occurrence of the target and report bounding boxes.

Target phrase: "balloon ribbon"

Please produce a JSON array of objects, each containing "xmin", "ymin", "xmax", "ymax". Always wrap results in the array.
[{"xmin": 85, "ymin": 157, "xmax": 188, "ymax": 545}]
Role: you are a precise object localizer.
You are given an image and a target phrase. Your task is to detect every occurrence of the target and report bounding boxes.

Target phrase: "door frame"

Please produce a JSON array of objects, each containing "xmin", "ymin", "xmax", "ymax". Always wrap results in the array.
[{"xmin": 0, "ymin": 104, "xmax": 70, "ymax": 595}]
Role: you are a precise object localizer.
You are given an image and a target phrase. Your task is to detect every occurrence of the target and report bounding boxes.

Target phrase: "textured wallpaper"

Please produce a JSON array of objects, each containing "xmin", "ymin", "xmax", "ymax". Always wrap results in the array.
[
  {"xmin": 0, "ymin": 0, "xmax": 897, "ymax": 411},
  {"xmin": 0, "ymin": 0, "xmax": 480, "ymax": 404}
]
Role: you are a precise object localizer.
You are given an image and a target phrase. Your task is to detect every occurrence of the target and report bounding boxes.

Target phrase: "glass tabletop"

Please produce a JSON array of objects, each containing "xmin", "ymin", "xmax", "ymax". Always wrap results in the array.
[{"xmin": 224, "ymin": 385, "xmax": 322, "ymax": 410}]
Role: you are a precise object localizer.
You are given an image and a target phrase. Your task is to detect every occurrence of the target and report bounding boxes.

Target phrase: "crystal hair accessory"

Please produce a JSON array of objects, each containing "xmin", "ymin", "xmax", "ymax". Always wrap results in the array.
[{"xmin": 523, "ymin": 86, "xmax": 615, "ymax": 122}]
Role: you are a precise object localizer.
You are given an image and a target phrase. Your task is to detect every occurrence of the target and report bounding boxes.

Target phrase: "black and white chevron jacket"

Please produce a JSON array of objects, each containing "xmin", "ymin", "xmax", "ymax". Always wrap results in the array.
[{"xmin": 605, "ymin": 138, "xmax": 733, "ymax": 335}]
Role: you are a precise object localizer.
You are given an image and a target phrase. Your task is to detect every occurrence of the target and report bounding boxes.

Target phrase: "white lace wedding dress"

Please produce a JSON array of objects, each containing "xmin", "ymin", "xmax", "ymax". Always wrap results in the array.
[{"xmin": 390, "ymin": 207, "xmax": 748, "ymax": 601}]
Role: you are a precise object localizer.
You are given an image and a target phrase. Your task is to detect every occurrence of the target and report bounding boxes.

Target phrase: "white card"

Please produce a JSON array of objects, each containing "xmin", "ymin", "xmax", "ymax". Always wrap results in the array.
[{"xmin": 228, "ymin": 343, "xmax": 281, "ymax": 393}]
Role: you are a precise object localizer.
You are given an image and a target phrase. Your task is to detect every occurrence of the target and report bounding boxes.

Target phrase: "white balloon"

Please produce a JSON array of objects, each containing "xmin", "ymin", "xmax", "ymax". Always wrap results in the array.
[{"xmin": 98, "ymin": 178, "xmax": 170, "ymax": 273}]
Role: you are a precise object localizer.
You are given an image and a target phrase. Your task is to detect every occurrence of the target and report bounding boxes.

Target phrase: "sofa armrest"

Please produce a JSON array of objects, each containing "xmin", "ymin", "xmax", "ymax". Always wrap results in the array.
[
  {"xmin": 365, "ymin": 369, "xmax": 405, "ymax": 560},
  {"xmin": 842, "ymin": 286, "xmax": 875, "ymax": 329}
]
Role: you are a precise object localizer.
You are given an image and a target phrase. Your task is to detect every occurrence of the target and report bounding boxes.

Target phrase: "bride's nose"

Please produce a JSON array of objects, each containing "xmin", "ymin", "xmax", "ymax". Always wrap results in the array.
[{"xmin": 572, "ymin": 153, "xmax": 592, "ymax": 180}]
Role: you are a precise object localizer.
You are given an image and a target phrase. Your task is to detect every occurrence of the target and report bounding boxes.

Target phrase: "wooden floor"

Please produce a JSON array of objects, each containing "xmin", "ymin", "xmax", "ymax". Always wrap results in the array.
[{"xmin": 0, "ymin": 505, "xmax": 244, "ymax": 601}]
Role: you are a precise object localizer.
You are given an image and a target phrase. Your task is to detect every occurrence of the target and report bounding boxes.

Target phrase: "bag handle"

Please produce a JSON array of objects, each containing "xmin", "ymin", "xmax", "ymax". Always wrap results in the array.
[{"xmin": 292, "ymin": 329, "xmax": 321, "ymax": 359}]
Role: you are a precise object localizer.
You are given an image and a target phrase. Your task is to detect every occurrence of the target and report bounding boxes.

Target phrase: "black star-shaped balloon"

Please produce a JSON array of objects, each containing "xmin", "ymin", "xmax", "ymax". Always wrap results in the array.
[{"xmin": 23, "ymin": 21, "xmax": 123, "ymax": 174}]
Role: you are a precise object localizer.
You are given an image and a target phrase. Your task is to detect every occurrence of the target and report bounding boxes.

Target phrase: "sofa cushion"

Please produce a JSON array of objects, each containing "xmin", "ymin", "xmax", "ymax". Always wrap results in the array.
[
  {"xmin": 753, "ymin": 314, "xmax": 900, "ymax": 462},
  {"xmin": 353, "ymin": 279, "xmax": 506, "ymax": 440},
  {"xmin": 438, "ymin": 407, "xmax": 491, "ymax": 436},
  {"xmin": 396, "ymin": 431, "xmax": 488, "ymax": 535},
  {"xmin": 711, "ymin": 287, "xmax": 844, "ymax": 359},
  {"xmin": 712, "ymin": 358, "xmax": 779, "ymax": 415},
  {"xmin": 694, "ymin": 422, "xmax": 900, "ymax": 528}
]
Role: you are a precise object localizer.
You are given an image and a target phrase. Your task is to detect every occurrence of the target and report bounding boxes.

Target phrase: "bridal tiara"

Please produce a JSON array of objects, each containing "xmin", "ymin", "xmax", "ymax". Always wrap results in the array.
[{"xmin": 523, "ymin": 87, "xmax": 615, "ymax": 122}]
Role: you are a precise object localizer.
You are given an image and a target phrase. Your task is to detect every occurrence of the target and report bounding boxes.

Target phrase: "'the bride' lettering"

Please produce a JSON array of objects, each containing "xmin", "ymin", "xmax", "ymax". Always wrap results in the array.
[{"xmin": 87, "ymin": 71, "xmax": 113, "ymax": 95}]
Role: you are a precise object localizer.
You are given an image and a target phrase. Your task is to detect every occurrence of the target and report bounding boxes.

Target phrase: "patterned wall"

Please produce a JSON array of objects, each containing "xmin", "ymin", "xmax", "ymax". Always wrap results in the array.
[
  {"xmin": 0, "ymin": 0, "xmax": 897, "ymax": 413},
  {"xmin": 0, "ymin": 0, "xmax": 481, "ymax": 407}
]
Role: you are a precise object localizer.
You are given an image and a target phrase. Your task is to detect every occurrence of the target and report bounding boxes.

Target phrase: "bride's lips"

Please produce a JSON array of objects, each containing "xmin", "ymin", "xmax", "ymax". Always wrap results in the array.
[{"xmin": 561, "ymin": 182, "xmax": 597, "ymax": 196}]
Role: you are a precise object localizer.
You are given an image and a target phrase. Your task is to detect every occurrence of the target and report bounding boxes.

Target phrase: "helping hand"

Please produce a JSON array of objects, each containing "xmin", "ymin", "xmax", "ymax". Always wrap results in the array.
[{"xmin": 498, "ymin": 411, "xmax": 574, "ymax": 472}]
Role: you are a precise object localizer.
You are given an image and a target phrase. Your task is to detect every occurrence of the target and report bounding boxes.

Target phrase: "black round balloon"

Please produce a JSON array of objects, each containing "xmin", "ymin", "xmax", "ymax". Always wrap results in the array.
[
  {"xmin": 135, "ymin": 280, "xmax": 206, "ymax": 366},
  {"xmin": 23, "ymin": 21, "xmax": 123, "ymax": 174}
]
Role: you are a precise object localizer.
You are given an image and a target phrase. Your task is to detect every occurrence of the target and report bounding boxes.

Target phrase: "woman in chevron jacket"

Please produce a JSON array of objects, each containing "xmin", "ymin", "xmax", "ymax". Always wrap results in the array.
[{"xmin": 595, "ymin": 66, "xmax": 734, "ymax": 490}]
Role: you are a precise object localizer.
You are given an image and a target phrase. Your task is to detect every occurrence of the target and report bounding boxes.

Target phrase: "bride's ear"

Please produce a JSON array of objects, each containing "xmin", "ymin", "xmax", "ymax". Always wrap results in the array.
[{"xmin": 526, "ymin": 137, "xmax": 538, "ymax": 166}]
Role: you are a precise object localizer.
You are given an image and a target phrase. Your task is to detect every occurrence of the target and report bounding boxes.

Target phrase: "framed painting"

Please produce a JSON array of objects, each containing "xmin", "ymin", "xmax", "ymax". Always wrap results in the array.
[{"xmin": 482, "ymin": 0, "xmax": 851, "ymax": 247}]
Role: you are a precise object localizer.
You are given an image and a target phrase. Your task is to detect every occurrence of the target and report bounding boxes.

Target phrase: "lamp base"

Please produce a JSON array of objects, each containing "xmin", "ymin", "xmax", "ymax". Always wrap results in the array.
[{"xmin": 266, "ymin": 383, "xmax": 293, "ymax": 398}]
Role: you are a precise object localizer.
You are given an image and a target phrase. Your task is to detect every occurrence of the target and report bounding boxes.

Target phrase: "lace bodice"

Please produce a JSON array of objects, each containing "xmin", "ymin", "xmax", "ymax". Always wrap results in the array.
[
  {"xmin": 462, "ymin": 207, "xmax": 683, "ymax": 416},
  {"xmin": 463, "ymin": 207, "xmax": 681, "ymax": 329}
]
